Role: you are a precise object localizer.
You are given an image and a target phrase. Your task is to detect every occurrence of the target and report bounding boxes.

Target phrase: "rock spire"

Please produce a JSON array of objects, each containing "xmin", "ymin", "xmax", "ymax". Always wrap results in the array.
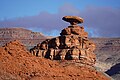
[{"xmin": 30, "ymin": 16, "xmax": 96, "ymax": 66}]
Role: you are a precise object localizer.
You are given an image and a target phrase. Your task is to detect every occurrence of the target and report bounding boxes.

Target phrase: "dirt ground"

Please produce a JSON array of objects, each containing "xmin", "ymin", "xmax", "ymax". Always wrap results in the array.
[{"xmin": 0, "ymin": 40, "xmax": 110, "ymax": 80}]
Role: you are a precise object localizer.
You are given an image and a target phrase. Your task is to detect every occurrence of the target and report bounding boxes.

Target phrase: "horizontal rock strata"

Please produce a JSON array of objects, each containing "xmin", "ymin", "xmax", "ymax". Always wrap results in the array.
[{"xmin": 30, "ymin": 16, "xmax": 96, "ymax": 66}]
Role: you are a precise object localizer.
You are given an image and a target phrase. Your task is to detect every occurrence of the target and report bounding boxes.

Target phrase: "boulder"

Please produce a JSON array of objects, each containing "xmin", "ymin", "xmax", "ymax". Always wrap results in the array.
[{"xmin": 62, "ymin": 16, "xmax": 84, "ymax": 25}]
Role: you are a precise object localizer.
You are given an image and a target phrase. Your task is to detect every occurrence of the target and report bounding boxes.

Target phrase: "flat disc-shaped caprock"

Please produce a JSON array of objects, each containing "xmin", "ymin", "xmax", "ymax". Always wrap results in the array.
[{"xmin": 62, "ymin": 16, "xmax": 84, "ymax": 25}]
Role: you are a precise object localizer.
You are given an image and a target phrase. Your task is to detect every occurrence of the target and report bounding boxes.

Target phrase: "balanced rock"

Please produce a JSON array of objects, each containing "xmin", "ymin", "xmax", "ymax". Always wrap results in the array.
[
  {"xmin": 62, "ymin": 16, "xmax": 84, "ymax": 25},
  {"xmin": 30, "ymin": 16, "xmax": 96, "ymax": 66}
]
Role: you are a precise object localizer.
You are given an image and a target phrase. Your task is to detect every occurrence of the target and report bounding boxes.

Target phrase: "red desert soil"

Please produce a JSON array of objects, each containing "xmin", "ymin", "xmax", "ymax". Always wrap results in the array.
[{"xmin": 0, "ymin": 40, "xmax": 110, "ymax": 80}]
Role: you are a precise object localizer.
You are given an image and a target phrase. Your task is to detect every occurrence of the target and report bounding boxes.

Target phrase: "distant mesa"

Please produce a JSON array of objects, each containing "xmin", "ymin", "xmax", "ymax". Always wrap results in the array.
[
  {"xmin": 0, "ymin": 28, "xmax": 47, "ymax": 48},
  {"xmin": 62, "ymin": 16, "xmax": 84, "ymax": 25}
]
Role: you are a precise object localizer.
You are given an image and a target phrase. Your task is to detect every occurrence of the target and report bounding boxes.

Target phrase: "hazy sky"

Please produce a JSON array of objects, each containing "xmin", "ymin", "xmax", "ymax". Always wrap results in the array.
[{"xmin": 0, "ymin": 0, "xmax": 120, "ymax": 37}]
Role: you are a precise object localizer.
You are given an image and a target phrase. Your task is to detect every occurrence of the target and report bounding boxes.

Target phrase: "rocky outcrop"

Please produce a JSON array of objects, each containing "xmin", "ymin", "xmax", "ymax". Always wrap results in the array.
[
  {"xmin": 0, "ymin": 40, "xmax": 110, "ymax": 80},
  {"xmin": 30, "ymin": 16, "xmax": 96, "ymax": 66},
  {"xmin": 62, "ymin": 16, "xmax": 84, "ymax": 25}
]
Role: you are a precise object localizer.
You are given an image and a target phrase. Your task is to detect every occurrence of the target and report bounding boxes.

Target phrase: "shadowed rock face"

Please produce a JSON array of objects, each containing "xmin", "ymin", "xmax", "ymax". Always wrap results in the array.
[
  {"xmin": 106, "ymin": 63, "xmax": 120, "ymax": 76},
  {"xmin": 30, "ymin": 16, "xmax": 96, "ymax": 66},
  {"xmin": 105, "ymin": 63, "xmax": 120, "ymax": 80}
]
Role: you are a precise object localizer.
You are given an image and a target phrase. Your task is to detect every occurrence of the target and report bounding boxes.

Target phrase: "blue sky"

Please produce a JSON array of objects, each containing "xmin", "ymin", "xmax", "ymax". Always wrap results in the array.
[{"xmin": 0, "ymin": 0, "xmax": 120, "ymax": 37}]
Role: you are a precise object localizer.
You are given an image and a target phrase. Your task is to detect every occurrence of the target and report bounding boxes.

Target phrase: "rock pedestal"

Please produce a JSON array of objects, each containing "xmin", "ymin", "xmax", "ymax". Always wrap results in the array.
[{"xmin": 30, "ymin": 16, "xmax": 96, "ymax": 66}]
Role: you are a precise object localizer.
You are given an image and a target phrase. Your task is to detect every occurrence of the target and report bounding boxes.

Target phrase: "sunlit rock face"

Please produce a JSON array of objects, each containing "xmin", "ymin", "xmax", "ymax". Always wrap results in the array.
[{"xmin": 30, "ymin": 16, "xmax": 96, "ymax": 66}]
